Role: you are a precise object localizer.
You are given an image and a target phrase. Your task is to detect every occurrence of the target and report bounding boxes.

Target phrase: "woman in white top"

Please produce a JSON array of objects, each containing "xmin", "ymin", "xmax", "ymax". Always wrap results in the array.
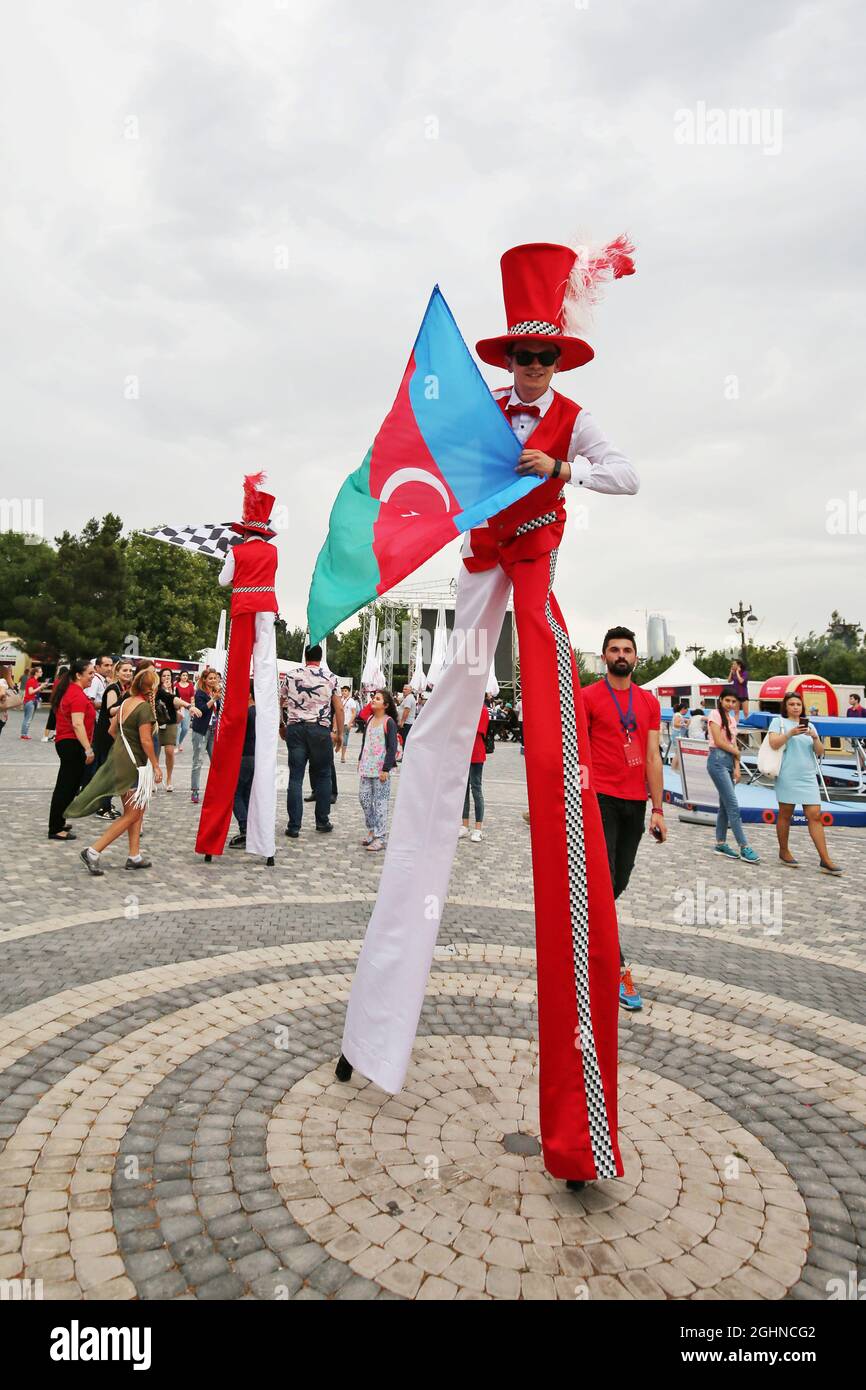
[{"xmin": 767, "ymin": 692, "xmax": 841, "ymax": 874}]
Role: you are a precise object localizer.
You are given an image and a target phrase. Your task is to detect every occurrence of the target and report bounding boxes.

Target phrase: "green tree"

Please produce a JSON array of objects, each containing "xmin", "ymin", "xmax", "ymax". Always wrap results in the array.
[
  {"xmin": 573, "ymin": 648, "xmax": 597, "ymax": 685},
  {"xmin": 328, "ymin": 621, "xmax": 363, "ymax": 686},
  {"xmin": 124, "ymin": 533, "xmax": 226, "ymax": 659},
  {"xmin": 824, "ymin": 611, "xmax": 863, "ymax": 649},
  {"xmin": 632, "ymin": 649, "xmax": 681, "ymax": 685},
  {"xmin": 0, "ymin": 532, "xmax": 59, "ymax": 655},
  {"xmin": 275, "ymin": 621, "xmax": 306, "ymax": 662},
  {"xmin": 6, "ymin": 515, "xmax": 127, "ymax": 658}
]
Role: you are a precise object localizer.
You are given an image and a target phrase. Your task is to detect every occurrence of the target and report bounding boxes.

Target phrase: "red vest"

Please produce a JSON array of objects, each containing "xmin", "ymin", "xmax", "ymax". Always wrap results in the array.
[
  {"xmin": 230, "ymin": 539, "xmax": 279, "ymax": 617},
  {"xmin": 463, "ymin": 391, "xmax": 581, "ymax": 573}
]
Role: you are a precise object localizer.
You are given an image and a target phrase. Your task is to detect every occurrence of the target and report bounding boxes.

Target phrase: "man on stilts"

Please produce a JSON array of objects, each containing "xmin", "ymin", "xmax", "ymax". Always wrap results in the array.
[
  {"xmin": 338, "ymin": 239, "xmax": 639, "ymax": 1188},
  {"xmin": 195, "ymin": 472, "xmax": 279, "ymax": 865}
]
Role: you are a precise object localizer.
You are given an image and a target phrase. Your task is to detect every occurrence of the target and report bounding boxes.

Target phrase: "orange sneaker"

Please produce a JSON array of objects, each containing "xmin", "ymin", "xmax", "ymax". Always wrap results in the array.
[{"xmin": 619, "ymin": 967, "xmax": 643, "ymax": 1011}]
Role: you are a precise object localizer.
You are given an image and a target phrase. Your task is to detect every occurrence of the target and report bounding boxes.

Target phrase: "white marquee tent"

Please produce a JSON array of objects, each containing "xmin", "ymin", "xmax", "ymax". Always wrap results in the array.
[{"xmin": 640, "ymin": 655, "xmax": 719, "ymax": 706}]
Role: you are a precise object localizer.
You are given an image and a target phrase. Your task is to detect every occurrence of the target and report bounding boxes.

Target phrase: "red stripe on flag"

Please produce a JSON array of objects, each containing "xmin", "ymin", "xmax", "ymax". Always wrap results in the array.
[{"xmin": 370, "ymin": 352, "xmax": 461, "ymax": 593}]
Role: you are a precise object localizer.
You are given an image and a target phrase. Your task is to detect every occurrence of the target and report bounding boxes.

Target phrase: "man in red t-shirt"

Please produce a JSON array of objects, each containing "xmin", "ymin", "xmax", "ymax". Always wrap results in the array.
[{"xmin": 583, "ymin": 626, "xmax": 665, "ymax": 1012}]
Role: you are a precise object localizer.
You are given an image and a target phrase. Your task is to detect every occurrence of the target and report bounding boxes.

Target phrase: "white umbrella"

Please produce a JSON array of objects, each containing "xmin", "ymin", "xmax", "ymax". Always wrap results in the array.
[
  {"xmin": 198, "ymin": 609, "xmax": 228, "ymax": 678},
  {"xmin": 373, "ymin": 643, "xmax": 386, "ymax": 689},
  {"xmin": 486, "ymin": 657, "xmax": 500, "ymax": 698},
  {"xmin": 409, "ymin": 634, "xmax": 426, "ymax": 694},
  {"xmin": 426, "ymin": 605, "xmax": 449, "ymax": 689},
  {"xmin": 361, "ymin": 615, "xmax": 379, "ymax": 687}
]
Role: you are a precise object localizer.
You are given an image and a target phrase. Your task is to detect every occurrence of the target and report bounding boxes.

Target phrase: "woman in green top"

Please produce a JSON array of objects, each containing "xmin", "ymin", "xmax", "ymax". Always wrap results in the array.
[{"xmin": 68, "ymin": 666, "xmax": 163, "ymax": 874}]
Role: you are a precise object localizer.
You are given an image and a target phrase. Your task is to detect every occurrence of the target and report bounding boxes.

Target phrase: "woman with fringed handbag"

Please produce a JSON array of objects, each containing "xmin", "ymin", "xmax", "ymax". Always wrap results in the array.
[{"xmin": 68, "ymin": 666, "xmax": 163, "ymax": 874}]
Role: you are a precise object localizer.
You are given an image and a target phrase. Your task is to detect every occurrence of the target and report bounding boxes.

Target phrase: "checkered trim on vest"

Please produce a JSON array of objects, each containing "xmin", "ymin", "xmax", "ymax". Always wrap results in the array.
[
  {"xmin": 515, "ymin": 510, "xmax": 557, "ymax": 535},
  {"xmin": 239, "ymin": 520, "xmax": 272, "ymax": 531},
  {"xmin": 545, "ymin": 548, "xmax": 618, "ymax": 1180},
  {"xmin": 233, "ymin": 585, "xmax": 276, "ymax": 593},
  {"xmin": 507, "ymin": 320, "xmax": 559, "ymax": 336},
  {"xmin": 513, "ymin": 493, "xmax": 565, "ymax": 536}
]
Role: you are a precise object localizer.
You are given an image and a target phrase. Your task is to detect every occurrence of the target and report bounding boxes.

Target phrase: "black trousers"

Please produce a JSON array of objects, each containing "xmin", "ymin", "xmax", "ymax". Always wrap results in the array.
[
  {"xmin": 597, "ymin": 793, "xmax": 646, "ymax": 898},
  {"xmin": 49, "ymin": 740, "xmax": 86, "ymax": 835},
  {"xmin": 233, "ymin": 754, "xmax": 255, "ymax": 833},
  {"xmin": 597, "ymin": 794, "xmax": 646, "ymax": 968}
]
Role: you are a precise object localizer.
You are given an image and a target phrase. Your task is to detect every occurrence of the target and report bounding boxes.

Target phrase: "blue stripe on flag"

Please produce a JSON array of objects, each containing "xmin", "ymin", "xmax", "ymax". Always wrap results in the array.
[{"xmin": 407, "ymin": 288, "xmax": 540, "ymax": 523}]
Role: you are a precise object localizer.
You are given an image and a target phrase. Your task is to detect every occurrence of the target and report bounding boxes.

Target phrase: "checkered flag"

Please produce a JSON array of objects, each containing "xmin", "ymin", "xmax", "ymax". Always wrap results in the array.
[{"xmin": 143, "ymin": 523, "xmax": 240, "ymax": 560}]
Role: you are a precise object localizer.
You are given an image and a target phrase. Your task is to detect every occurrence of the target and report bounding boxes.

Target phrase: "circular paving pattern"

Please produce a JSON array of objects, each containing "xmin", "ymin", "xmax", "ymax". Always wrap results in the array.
[
  {"xmin": 1, "ymin": 901, "xmax": 864, "ymax": 1302},
  {"xmin": 267, "ymin": 1038, "xmax": 808, "ymax": 1300}
]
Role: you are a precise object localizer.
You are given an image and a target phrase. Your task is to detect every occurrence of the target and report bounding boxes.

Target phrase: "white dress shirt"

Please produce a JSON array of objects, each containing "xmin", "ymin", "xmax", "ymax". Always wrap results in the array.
[
  {"xmin": 497, "ymin": 386, "xmax": 639, "ymax": 495},
  {"xmin": 218, "ymin": 547, "xmax": 235, "ymax": 587},
  {"xmin": 86, "ymin": 672, "xmax": 107, "ymax": 708}
]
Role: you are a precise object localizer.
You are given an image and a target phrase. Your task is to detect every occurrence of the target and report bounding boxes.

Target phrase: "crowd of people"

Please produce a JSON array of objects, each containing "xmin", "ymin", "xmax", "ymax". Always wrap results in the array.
[
  {"xmin": 8, "ymin": 641, "xmax": 519, "ymax": 875},
  {"xmin": 2, "ymin": 638, "xmax": 852, "ymax": 986}
]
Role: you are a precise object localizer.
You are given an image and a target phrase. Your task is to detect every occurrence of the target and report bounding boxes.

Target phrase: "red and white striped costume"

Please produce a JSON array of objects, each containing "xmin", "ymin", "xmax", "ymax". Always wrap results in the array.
[
  {"xmin": 340, "ymin": 241, "xmax": 637, "ymax": 1181},
  {"xmin": 195, "ymin": 479, "xmax": 279, "ymax": 861}
]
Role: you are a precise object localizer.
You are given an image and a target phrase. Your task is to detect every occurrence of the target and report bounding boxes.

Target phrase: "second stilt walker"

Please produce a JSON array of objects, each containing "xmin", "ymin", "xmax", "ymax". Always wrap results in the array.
[
  {"xmin": 195, "ymin": 472, "xmax": 279, "ymax": 863},
  {"xmin": 339, "ymin": 239, "xmax": 640, "ymax": 1187}
]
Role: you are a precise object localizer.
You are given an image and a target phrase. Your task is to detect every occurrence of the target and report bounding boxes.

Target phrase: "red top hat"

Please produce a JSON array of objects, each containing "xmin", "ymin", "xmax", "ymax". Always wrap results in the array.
[
  {"xmin": 231, "ymin": 471, "xmax": 277, "ymax": 539},
  {"xmin": 476, "ymin": 237, "xmax": 635, "ymax": 373}
]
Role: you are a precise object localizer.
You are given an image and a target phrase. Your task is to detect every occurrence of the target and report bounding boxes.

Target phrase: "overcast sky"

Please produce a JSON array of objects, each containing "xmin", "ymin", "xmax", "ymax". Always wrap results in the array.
[{"xmin": 3, "ymin": 0, "xmax": 864, "ymax": 659}]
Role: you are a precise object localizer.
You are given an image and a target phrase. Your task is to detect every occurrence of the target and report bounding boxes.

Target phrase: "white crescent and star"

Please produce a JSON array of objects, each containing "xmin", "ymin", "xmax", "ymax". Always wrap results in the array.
[{"xmin": 378, "ymin": 468, "xmax": 451, "ymax": 513}]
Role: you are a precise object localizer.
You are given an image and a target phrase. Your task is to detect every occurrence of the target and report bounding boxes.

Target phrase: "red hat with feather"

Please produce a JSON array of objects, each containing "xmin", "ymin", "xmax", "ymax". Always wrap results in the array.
[
  {"xmin": 231, "ymin": 471, "xmax": 277, "ymax": 539},
  {"xmin": 476, "ymin": 237, "xmax": 635, "ymax": 373}
]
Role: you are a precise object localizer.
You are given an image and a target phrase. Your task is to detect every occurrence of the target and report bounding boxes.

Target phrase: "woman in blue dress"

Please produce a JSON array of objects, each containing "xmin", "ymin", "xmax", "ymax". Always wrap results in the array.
[{"xmin": 768, "ymin": 692, "xmax": 841, "ymax": 874}]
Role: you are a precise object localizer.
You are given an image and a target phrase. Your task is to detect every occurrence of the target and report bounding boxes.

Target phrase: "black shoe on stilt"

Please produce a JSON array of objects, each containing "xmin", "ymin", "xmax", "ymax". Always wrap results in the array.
[
  {"xmin": 266, "ymin": 855, "xmax": 275, "ymax": 866},
  {"xmin": 204, "ymin": 854, "xmax": 212, "ymax": 863},
  {"xmin": 335, "ymin": 1054, "xmax": 353, "ymax": 1082},
  {"xmin": 566, "ymin": 1180, "xmax": 586, "ymax": 1192}
]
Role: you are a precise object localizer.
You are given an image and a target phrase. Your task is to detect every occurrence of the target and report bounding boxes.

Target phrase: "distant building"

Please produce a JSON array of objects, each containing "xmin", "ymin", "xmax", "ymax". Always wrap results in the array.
[{"xmin": 646, "ymin": 614, "xmax": 673, "ymax": 661}]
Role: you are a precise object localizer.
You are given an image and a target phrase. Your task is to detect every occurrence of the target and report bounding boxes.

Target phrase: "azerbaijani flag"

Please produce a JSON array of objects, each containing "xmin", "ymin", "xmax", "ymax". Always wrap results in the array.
[{"xmin": 306, "ymin": 287, "xmax": 541, "ymax": 644}]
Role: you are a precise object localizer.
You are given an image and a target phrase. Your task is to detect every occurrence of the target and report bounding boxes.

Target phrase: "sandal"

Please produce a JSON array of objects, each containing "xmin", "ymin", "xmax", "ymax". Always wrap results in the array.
[{"xmin": 48, "ymin": 830, "xmax": 77, "ymax": 841}]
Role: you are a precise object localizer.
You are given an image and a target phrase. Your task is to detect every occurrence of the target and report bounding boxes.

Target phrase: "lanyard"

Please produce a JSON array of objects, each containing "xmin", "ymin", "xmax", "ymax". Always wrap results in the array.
[{"xmin": 603, "ymin": 678, "xmax": 638, "ymax": 737}]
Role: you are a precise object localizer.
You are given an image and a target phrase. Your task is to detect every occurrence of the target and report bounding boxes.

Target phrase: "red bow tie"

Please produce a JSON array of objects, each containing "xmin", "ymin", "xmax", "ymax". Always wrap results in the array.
[{"xmin": 506, "ymin": 402, "xmax": 540, "ymax": 418}]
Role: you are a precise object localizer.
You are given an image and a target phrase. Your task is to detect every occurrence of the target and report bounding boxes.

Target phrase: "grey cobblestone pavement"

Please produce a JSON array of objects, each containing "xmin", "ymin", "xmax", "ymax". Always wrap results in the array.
[{"xmin": 1, "ymin": 713, "xmax": 864, "ymax": 1300}]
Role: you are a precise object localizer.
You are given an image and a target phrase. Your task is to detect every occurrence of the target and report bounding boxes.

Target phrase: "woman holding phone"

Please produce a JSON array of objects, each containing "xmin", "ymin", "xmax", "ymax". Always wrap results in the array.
[
  {"xmin": 768, "ymin": 692, "xmax": 841, "ymax": 874},
  {"xmin": 706, "ymin": 686, "xmax": 760, "ymax": 863}
]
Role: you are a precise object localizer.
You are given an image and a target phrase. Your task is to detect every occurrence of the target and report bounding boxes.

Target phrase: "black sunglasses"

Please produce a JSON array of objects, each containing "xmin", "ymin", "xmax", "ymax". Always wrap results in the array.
[{"xmin": 512, "ymin": 348, "xmax": 560, "ymax": 367}]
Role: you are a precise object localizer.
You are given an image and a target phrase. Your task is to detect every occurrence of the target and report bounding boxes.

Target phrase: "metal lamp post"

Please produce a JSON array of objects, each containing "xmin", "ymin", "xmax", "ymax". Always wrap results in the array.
[{"xmin": 728, "ymin": 601, "xmax": 758, "ymax": 661}]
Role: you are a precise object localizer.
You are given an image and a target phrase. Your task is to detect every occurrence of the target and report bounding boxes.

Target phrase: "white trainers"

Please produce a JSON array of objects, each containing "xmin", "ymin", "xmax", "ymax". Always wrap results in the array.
[
  {"xmin": 470, "ymin": 829, "xmax": 483, "ymax": 843},
  {"xmin": 458, "ymin": 826, "xmax": 470, "ymax": 839}
]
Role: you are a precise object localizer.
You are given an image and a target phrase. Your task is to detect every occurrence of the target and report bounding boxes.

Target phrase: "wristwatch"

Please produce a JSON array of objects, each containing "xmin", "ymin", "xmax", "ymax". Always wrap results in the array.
[{"xmin": 551, "ymin": 458, "xmax": 563, "ymax": 479}]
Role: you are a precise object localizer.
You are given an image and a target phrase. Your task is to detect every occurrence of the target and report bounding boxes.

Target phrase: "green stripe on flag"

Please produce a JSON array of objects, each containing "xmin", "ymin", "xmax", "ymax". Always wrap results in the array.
[{"xmin": 307, "ymin": 448, "xmax": 381, "ymax": 644}]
